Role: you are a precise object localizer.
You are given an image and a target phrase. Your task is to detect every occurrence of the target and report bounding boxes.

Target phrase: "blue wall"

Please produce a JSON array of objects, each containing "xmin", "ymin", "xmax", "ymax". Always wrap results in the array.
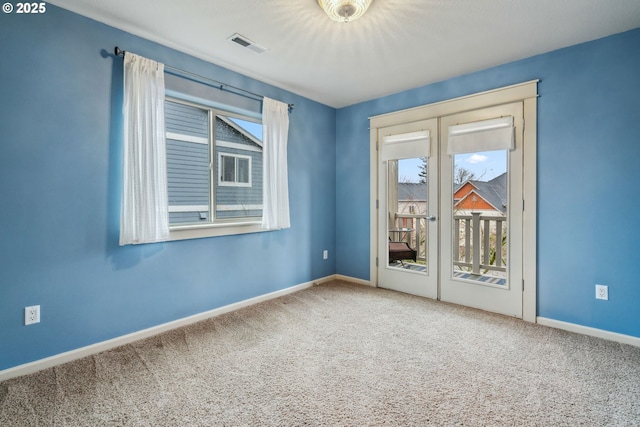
[
  {"xmin": 0, "ymin": 6, "xmax": 336, "ymax": 371},
  {"xmin": 336, "ymin": 28, "xmax": 640, "ymax": 338}
]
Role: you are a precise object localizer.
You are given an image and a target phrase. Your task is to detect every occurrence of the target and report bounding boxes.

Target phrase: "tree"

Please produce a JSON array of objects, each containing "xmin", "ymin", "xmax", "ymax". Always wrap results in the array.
[
  {"xmin": 418, "ymin": 157, "xmax": 428, "ymax": 183},
  {"xmin": 418, "ymin": 159, "xmax": 478, "ymax": 186},
  {"xmin": 454, "ymin": 166, "xmax": 476, "ymax": 186}
]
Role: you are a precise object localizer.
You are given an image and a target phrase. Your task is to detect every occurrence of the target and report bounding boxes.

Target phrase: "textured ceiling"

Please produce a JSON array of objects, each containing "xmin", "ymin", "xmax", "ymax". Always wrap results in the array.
[{"xmin": 48, "ymin": 0, "xmax": 640, "ymax": 108}]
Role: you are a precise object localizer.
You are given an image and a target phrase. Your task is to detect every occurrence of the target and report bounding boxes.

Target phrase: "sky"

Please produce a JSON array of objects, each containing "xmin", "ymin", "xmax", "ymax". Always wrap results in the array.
[
  {"xmin": 398, "ymin": 149, "xmax": 507, "ymax": 183},
  {"xmin": 229, "ymin": 117, "xmax": 263, "ymax": 140}
]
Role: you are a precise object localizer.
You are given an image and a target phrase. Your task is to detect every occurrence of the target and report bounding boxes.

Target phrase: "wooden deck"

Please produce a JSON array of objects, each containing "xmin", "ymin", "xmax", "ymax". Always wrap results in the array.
[{"xmin": 389, "ymin": 262, "xmax": 507, "ymax": 286}]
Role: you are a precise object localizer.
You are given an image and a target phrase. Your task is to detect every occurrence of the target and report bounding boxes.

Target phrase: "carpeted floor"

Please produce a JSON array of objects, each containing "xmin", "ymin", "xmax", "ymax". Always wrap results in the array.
[{"xmin": 1, "ymin": 280, "xmax": 639, "ymax": 426}]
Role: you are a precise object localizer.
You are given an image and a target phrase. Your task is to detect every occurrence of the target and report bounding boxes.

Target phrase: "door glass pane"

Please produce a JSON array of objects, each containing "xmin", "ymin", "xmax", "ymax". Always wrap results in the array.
[
  {"xmin": 387, "ymin": 157, "xmax": 428, "ymax": 273},
  {"xmin": 452, "ymin": 150, "xmax": 508, "ymax": 285}
]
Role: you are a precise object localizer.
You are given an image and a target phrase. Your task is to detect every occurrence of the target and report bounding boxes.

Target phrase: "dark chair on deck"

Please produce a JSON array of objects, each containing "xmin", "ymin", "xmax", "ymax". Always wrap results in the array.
[{"xmin": 388, "ymin": 241, "xmax": 417, "ymax": 263}]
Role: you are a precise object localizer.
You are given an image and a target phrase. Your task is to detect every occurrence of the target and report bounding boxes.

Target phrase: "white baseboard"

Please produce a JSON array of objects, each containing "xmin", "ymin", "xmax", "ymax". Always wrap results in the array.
[
  {"xmin": 0, "ymin": 276, "xmax": 336, "ymax": 382},
  {"xmin": 335, "ymin": 274, "xmax": 372, "ymax": 287},
  {"xmin": 537, "ymin": 317, "xmax": 640, "ymax": 348},
  {"xmin": 21, "ymin": 277, "xmax": 619, "ymax": 384}
]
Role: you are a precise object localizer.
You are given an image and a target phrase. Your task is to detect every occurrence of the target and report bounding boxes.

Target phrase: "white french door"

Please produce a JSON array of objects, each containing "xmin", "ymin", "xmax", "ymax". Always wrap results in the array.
[
  {"xmin": 439, "ymin": 102, "xmax": 524, "ymax": 317},
  {"xmin": 375, "ymin": 102, "xmax": 526, "ymax": 318},
  {"xmin": 377, "ymin": 119, "xmax": 438, "ymax": 298}
]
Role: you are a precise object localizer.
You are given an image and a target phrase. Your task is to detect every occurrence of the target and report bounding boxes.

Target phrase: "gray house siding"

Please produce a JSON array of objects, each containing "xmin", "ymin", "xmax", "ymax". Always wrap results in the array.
[
  {"xmin": 167, "ymin": 139, "xmax": 209, "ymax": 220},
  {"xmin": 216, "ymin": 117, "xmax": 251, "ymax": 144},
  {"xmin": 165, "ymin": 100, "xmax": 262, "ymax": 224},
  {"xmin": 165, "ymin": 101, "xmax": 208, "ymax": 137},
  {"xmin": 166, "ymin": 102, "xmax": 210, "ymax": 224}
]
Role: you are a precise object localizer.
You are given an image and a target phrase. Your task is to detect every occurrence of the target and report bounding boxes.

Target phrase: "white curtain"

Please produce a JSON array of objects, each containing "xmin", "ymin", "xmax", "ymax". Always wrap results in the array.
[
  {"xmin": 261, "ymin": 97, "xmax": 290, "ymax": 230},
  {"xmin": 119, "ymin": 52, "xmax": 169, "ymax": 245},
  {"xmin": 448, "ymin": 116, "xmax": 514, "ymax": 155}
]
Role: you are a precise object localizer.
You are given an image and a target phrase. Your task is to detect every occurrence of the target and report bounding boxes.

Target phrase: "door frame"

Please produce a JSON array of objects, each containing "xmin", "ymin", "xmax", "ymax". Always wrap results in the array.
[{"xmin": 369, "ymin": 80, "xmax": 538, "ymax": 322}]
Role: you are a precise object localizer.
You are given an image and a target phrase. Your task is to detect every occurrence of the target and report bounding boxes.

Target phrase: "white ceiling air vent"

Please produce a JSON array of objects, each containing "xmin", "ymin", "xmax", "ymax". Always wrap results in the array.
[{"xmin": 228, "ymin": 33, "xmax": 267, "ymax": 54}]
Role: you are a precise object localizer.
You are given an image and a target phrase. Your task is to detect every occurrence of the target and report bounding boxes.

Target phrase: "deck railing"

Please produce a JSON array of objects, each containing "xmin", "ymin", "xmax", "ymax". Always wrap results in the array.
[
  {"xmin": 392, "ymin": 212, "xmax": 506, "ymax": 274},
  {"xmin": 454, "ymin": 212, "xmax": 506, "ymax": 274}
]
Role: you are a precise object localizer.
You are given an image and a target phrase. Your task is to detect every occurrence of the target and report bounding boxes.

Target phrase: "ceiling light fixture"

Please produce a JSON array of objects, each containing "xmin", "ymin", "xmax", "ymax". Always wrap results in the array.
[{"xmin": 318, "ymin": 0, "xmax": 374, "ymax": 23}]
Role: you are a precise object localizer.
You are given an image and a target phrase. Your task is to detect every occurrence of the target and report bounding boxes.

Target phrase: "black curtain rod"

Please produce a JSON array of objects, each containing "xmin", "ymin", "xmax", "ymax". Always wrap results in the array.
[{"xmin": 114, "ymin": 47, "xmax": 294, "ymax": 113}]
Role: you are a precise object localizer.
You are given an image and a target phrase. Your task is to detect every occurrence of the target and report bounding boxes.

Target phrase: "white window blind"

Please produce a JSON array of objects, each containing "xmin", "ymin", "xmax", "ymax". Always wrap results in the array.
[
  {"xmin": 381, "ymin": 130, "xmax": 430, "ymax": 161},
  {"xmin": 448, "ymin": 116, "xmax": 514, "ymax": 155}
]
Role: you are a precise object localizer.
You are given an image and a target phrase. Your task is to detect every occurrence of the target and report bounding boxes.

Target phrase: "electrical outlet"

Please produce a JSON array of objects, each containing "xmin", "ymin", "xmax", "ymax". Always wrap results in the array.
[
  {"xmin": 323, "ymin": 250, "xmax": 329, "ymax": 260},
  {"xmin": 595, "ymin": 284, "xmax": 608, "ymax": 301},
  {"xmin": 25, "ymin": 305, "xmax": 40, "ymax": 325}
]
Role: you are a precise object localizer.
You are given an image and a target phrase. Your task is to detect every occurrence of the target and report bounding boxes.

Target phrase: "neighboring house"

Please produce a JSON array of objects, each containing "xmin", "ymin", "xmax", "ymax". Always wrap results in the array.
[
  {"xmin": 397, "ymin": 182, "xmax": 428, "ymax": 215},
  {"xmin": 454, "ymin": 173, "xmax": 507, "ymax": 216},
  {"xmin": 214, "ymin": 117, "xmax": 263, "ymax": 219},
  {"xmin": 397, "ymin": 173, "xmax": 507, "ymax": 219},
  {"xmin": 165, "ymin": 100, "xmax": 263, "ymax": 224},
  {"xmin": 395, "ymin": 183, "xmax": 428, "ymax": 248}
]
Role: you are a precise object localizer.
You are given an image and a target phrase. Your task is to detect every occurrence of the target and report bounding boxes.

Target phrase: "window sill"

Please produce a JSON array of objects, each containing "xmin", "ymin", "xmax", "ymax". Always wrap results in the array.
[{"xmin": 169, "ymin": 221, "xmax": 267, "ymax": 241}]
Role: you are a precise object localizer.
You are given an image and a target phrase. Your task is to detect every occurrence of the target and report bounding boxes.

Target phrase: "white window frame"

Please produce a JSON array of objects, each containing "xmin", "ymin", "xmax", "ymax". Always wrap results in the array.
[
  {"xmin": 166, "ymin": 97, "xmax": 265, "ymax": 240},
  {"xmin": 218, "ymin": 153, "xmax": 252, "ymax": 187}
]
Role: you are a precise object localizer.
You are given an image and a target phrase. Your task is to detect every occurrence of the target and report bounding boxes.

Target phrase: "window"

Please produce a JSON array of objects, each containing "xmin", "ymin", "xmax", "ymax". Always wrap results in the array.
[
  {"xmin": 165, "ymin": 98, "xmax": 263, "ymax": 236},
  {"xmin": 219, "ymin": 154, "xmax": 251, "ymax": 186}
]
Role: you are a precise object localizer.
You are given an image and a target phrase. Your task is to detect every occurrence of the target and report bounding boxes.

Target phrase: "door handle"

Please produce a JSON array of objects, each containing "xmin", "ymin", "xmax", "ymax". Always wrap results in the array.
[{"xmin": 426, "ymin": 216, "xmax": 437, "ymax": 222}]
